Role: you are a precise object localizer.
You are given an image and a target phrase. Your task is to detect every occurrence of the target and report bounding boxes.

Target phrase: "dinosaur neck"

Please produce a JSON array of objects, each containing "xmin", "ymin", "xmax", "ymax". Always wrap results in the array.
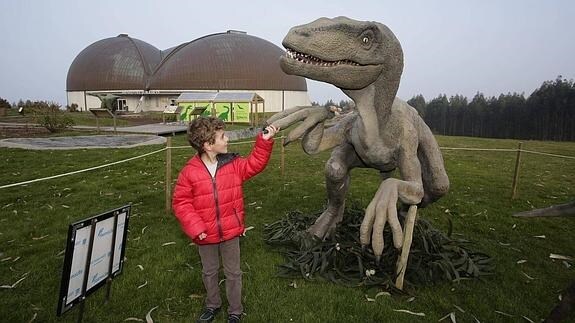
[{"xmin": 343, "ymin": 71, "xmax": 400, "ymax": 135}]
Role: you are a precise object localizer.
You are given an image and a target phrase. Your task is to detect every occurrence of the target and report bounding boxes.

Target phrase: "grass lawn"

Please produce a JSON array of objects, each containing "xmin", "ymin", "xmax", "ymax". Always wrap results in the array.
[{"xmin": 0, "ymin": 132, "xmax": 574, "ymax": 322}]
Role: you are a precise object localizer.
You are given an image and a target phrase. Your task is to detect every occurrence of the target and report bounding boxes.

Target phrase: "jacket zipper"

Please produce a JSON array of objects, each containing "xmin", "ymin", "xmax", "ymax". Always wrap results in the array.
[
  {"xmin": 211, "ymin": 176, "xmax": 224, "ymax": 241},
  {"xmin": 201, "ymin": 158, "xmax": 224, "ymax": 241}
]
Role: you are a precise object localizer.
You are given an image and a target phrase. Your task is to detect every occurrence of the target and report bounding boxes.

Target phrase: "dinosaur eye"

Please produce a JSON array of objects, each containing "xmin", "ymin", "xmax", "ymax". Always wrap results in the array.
[{"xmin": 360, "ymin": 29, "xmax": 375, "ymax": 49}]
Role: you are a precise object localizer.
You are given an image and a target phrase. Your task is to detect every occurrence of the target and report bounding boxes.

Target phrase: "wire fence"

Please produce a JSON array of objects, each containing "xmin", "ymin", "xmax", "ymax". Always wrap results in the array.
[{"xmin": 1, "ymin": 138, "xmax": 574, "ymax": 206}]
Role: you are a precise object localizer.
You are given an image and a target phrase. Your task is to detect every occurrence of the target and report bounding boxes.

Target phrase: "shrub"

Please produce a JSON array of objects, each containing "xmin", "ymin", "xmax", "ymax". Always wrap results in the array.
[
  {"xmin": 66, "ymin": 103, "xmax": 79, "ymax": 112},
  {"xmin": 0, "ymin": 97, "xmax": 10, "ymax": 110},
  {"xmin": 31, "ymin": 102, "xmax": 74, "ymax": 132}
]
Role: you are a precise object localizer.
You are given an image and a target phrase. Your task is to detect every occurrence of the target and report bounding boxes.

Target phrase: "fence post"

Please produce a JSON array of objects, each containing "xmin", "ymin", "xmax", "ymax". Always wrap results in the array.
[
  {"xmin": 165, "ymin": 137, "xmax": 172, "ymax": 214},
  {"xmin": 281, "ymin": 137, "xmax": 285, "ymax": 177},
  {"xmin": 511, "ymin": 142, "xmax": 523, "ymax": 199}
]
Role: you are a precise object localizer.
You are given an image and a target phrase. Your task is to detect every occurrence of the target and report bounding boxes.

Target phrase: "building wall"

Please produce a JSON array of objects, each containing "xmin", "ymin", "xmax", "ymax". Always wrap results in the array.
[
  {"xmin": 218, "ymin": 90, "xmax": 310, "ymax": 112},
  {"xmin": 67, "ymin": 89, "xmax": 311, "ymax": 113}
]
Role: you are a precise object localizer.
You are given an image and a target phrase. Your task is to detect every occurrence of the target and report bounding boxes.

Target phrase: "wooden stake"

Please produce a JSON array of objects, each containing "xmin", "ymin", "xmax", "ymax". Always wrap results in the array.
[
  {"xmin": 511, "ymin": 142, "xmax": 523, "ymax": 200},
  {"xmin": 395, "ymin": 205, "xmax": 418, "ymax": 290},
  {"xmin": 281, "ymin": 136, "xmax": 285, "ymax": 177},
  {"xmin": 165, "ymin": 137, "xmax": 172, "ymax": 214}
]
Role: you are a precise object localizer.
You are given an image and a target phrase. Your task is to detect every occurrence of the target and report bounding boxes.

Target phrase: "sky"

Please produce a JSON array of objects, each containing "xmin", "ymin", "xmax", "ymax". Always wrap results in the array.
[{"xmin": 0, "ymin": 0, "xmax": 574, "ymax": 106}]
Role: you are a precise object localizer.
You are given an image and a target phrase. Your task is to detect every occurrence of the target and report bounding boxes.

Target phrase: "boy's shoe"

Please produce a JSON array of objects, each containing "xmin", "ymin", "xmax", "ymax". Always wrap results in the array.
[
  {"xmin": 227, "ymin": 313, "xmax": 242, "ymax": 323},
  {"xmin": 196, "ymin": 307, "xmax": 220, "ymax": 322}
]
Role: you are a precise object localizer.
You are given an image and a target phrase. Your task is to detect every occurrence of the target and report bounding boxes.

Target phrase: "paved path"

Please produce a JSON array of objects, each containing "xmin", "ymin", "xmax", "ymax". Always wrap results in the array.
[
  {"xmin": 0, "ymin": 135, "xmax": 166, "ymax": 150},
  {"xmin": 0, "ymin": 122, "xmax": 189, "ymax": 149},
  {"xmin": 0, "ymin": 122, "xmax": 260, "ymax": 149},
  {"xmin": 73, "ymin": 122, "xmax": 188, "ymax": 136}
]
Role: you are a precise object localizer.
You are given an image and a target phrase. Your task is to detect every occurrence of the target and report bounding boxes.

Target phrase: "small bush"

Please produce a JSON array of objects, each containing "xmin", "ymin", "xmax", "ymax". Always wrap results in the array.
[
  {"xmin": 31, "ymin": 102, "xmax": 74, "ymax": 132},
  {"xmin": 0, "ymin": 97, "xmax": 11, "ymax": 110},
  {"xmin": 66, "ymin": 103, "xmax": 79, "ymax": 112}
]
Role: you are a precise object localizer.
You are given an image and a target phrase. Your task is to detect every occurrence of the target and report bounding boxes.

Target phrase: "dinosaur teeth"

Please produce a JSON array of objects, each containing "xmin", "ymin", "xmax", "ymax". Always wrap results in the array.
[{"xmin": 285, "ymin": 48, "xmax": 360, "ymax": 67}]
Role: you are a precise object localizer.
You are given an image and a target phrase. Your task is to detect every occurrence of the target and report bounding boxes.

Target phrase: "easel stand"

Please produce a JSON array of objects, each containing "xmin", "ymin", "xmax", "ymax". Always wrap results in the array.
[
  {"xmin": 76, "ymin": 219, "xmax": 96, "ymax": 323},
  {"xmin": 89, "ymin": 109, "xmax": 117, "ymax": 135},
  {"xmin": 57, "ymin": 206, "xmax": 130, "ymax": 320},
  {"xmin": 105, "ymin": 215, "xmax": 119, "ymax": 303},
  {"xmin": 74, "ymin": 216, "xmax": 119, "ymax": 322}
]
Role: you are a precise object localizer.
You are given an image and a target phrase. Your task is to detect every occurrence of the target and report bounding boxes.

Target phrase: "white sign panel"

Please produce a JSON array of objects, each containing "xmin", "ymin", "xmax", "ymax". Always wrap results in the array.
[{"xmin": 57, "ymin": 205, "xmax": 130, "ymax": 316}]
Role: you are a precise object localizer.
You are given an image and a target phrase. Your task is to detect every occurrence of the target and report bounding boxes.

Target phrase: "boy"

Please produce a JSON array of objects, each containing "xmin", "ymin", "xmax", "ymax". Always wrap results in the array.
[{"xmin": 172, "ymin": 117, "xmax": 279, "ymax": 323}]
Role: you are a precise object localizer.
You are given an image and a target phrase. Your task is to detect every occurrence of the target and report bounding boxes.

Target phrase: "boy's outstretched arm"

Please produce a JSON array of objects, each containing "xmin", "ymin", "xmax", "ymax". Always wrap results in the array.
[{"xmin": 240, "ymin": 125, "xmax": 280, "ymax": 181}]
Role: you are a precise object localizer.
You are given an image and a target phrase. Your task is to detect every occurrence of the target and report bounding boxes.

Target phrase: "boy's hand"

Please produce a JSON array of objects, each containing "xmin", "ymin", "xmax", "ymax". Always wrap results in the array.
[
  {"xmin": 198, "ymin": 233, "xmax": 207, "ymax": 240},
  {"xmin": 262, "ymin": 125, "xmax": 280, "ymax": 140}
]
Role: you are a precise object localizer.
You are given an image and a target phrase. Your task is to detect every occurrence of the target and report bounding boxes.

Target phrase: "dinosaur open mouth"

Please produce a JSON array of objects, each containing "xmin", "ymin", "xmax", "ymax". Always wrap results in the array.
[{"xmin": 285, "ymin": 48, "xmax": 361, "ymax": 67}]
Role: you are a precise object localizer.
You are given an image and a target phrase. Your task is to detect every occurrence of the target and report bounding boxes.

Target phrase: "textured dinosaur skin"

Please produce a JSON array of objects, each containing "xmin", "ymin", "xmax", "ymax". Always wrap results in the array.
[{"xmin": 267, "ymin": 17, "xmax": 449, "ymax": 261}]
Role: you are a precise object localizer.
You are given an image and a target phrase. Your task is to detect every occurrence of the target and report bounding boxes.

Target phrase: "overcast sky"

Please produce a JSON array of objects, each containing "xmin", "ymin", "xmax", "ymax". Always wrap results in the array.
[{"xmin": 1, "ymin": 0, "xmax": 573, "ymax": 106}]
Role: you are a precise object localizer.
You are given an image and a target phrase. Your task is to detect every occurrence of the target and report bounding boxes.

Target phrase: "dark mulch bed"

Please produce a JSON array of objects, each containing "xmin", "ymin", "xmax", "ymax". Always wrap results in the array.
[
  {"xmin": 264, "ymin": 204, "xmax": 494, "ymax": 292},
  {"xmin": 0, "ymin": 125, "xmax": 50, "ymax": 138}
]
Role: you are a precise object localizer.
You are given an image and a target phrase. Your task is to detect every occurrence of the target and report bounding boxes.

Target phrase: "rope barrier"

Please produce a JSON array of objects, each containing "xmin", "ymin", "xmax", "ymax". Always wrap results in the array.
[
  {"xmin": 440, "ymin": 146, "xmax": 575, "ymax": 160},
  {"xmin": 440, "ymin": 147, "xmax": 516, "ymax": 152},
  {"xmin": 520, "ymin": 149, "xmax": 575, "ymax": 160},
  {"xmin": 0, "ymin": 147, "xmax": 166, "ymax": 189},
  {"xmin": 169, "ymin": 136, "xmax": 286, "ymax": 151},
  {"xmin": 1, "ymin": 136, "xmax": 572, "ymax": 190}
]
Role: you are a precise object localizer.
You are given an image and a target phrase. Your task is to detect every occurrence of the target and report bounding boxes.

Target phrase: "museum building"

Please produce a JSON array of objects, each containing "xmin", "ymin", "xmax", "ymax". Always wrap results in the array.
[{"xmin": 66, "ymin": 31, "xmax": 310, "ymax": 120}]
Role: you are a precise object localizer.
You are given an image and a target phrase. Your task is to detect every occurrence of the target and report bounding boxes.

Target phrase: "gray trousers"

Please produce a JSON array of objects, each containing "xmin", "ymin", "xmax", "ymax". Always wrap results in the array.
[{"xmin": 197, "ymin": 237, "xmax": 243, "ymax": 315}]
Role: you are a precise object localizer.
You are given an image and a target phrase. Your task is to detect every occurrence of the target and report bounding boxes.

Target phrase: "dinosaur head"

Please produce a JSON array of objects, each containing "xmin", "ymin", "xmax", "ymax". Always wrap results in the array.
[{"xmin": 280, "ymin": 16, "xmax": 404, "ymax": 90}]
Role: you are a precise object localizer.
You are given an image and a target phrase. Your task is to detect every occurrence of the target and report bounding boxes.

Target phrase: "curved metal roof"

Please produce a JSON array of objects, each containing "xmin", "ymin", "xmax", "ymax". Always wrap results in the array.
[
  {"xmin": 149, "ymin": 31, "xmax": 306, "ymax": 91},
  {"xmin": 66, "ymin": 32, "xmax": 307, "ymax": 92},
  {"xmin": 66, "ymin": 34, "xmax": 162, "ymax": 91}
]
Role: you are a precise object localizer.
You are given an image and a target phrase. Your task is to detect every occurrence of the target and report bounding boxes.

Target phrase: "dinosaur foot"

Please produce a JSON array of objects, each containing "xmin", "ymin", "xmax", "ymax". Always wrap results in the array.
[{"xmin": 307, "ymin": 208, "xmax": 343, "ymax": 240}]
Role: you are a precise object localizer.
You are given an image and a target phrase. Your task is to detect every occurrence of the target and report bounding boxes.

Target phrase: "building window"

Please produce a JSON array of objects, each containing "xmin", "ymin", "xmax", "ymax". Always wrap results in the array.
[{"xmin": 117, "ymin": 99, "xmax": 128, "ymax": 111}]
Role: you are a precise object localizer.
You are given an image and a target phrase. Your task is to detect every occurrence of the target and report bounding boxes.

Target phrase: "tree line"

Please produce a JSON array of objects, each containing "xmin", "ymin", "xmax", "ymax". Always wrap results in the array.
[
  {"xmin": 3, "ymin": 76, "xmax": 573, "ymax": 141},
  {"xmin": 408, "ymin": 76, "xmax": 574, "ymax": 141},
  {"xmin": 317, "ymin": 76, "xmax": 574, "ymax": 142}
]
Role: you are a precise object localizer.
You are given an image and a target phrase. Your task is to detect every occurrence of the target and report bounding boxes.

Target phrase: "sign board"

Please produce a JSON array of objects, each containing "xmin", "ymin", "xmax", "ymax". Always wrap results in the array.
[
  {"xmin": 89, "ymin": 108, "xmax": 117, "ymax": 133},
  {"xmin": 57, "ymin": 205, "xmax": 131, "ymax": 316},
  {"xmin": 163, "ymin": 105, "xmax": 181, "ymax": 114},
  {"xmin": 214, "ymin": 102, "xmax": 249, "ymax": 123},
  {"xmin": 89, "ymin": 108, "xmax": 115, "ymax": 119},
  {"xmin": 178, "ymin": 103, "xmax": 211, "ymax": 122},
  {"xmin": 178, "ymin": 102, "xmax": 250, "ymax": 123},
  {"xmin": 190, "ymin": 106, "xmax": 207, "ymax": 116}
]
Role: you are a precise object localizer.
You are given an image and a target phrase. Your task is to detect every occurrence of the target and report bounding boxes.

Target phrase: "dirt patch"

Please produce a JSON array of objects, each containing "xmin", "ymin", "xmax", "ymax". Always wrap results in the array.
[{"xmin": 0, "ymin": 125, "xmax": 51, "ymax": 138}]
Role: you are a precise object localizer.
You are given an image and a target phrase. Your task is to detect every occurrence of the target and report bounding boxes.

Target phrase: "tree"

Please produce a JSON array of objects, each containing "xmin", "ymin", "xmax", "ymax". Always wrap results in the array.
[
  {"xmin": 527, "ymin": 76, "xmax": 575, "ymax": 141},
  {"xmin": 448, "ymin": 95, "xmax": 468, "ymax": 136},
  {"xmin": 425, "ymin": 94, "xmax": 449, "ymax": 135},
  {"xmin": 469, "ymin": 93, "xmax": 488, "ymax": 137},
  {"xmin": 323, "ymin": 99, "xmax": 335, "ymax": 107},
  {"xmin": 0, "ymin": 97, "xmax": 11, "ymax": 110},
  {"xmin": 407, "ymin": 94, "xmax": 426, "ymax": 118}
]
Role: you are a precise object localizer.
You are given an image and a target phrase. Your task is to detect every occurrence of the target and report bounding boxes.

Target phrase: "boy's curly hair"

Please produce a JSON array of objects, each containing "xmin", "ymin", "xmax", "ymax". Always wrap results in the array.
[{"xmin": 187, "ymin": 117, "xmax": 225, "ymax": 153}]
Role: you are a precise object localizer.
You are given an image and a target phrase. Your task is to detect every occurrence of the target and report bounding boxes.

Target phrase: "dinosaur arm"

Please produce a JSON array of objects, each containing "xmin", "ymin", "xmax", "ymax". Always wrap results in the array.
[
  {"xmin": 396, "ymin": 146, "xmax": 424, "ymax": 205},
  {"xmin": 359, "ymin": 145, "xmax": 424, "ymax": 260},
  {"xmin": 301, "ymin": 113, "xmax": 352, "ymax": 154},
  {"xmin": 265, "ymin": 105, "xmax": 342, "ymax": 150},
  {"xmin": 266, "ymin": 105, "xmax": 317, "ymax": 127}
]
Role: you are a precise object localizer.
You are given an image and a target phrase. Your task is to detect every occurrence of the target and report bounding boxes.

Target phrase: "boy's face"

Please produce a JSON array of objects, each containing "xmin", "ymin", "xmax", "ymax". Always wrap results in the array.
[{"xmin": 204, "ymin": 129, "xmax": 228, "ymax": 154}]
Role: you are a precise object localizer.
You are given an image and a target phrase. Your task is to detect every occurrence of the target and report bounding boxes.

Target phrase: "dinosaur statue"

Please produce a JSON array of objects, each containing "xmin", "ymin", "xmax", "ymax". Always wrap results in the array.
[
  {"xmin": 88, "ymin": 93, "xmax": 120, "ymax": 112},
  {"xmin": 266, "ymin": 17, "xmax": 449, "ymax": 263}
]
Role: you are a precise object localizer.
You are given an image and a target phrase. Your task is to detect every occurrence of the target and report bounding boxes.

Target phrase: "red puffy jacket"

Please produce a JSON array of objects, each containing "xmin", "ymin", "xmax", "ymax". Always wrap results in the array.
[{"xmin": 172, "ymin": 134, "xmax": 274, "ymax": 245}]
